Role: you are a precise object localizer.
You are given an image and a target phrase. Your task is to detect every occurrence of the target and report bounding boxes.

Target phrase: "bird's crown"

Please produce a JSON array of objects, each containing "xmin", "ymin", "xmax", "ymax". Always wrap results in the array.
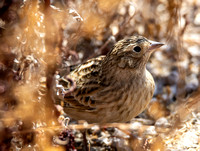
[{"xmin": 105, "ymin": 35, "xmax": 163, "ymax": 69}]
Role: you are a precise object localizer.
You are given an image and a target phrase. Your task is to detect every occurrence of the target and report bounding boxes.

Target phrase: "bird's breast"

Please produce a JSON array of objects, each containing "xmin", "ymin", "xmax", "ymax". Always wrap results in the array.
[{"xmin": 96, "ymin": 69, "xmax": 155, "ymax": 122}]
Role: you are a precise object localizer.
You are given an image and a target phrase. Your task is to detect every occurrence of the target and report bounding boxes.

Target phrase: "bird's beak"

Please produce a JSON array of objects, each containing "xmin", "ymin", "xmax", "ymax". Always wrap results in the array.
[{"xmin": 148, "ymin": 40, "xmax": 164, "ymax": 51}]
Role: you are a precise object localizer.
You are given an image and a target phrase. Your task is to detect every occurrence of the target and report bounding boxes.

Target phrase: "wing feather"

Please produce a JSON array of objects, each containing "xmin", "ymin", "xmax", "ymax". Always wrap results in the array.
[{"xmin": 60, "ymin": 56, "xmax": 106, "ymax": 110}]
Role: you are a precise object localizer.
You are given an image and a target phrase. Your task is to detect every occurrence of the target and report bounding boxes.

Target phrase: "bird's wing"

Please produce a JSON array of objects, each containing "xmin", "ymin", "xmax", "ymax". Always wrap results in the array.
[{"xmin": 58, "ymin": 55, "xmax": 106, "ymax": 111}]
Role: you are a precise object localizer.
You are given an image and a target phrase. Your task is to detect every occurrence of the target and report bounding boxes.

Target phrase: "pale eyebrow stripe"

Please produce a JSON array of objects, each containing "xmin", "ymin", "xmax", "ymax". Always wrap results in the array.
[{"xmin": 126, "ymin": 43, "xmax": 136, "ymax": 49}]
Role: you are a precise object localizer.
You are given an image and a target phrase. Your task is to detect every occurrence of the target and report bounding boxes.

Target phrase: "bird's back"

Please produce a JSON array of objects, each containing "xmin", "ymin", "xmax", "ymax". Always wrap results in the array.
[{"xmin": 57, "ymin": 56, "xmax": 106, "ymax": 111}]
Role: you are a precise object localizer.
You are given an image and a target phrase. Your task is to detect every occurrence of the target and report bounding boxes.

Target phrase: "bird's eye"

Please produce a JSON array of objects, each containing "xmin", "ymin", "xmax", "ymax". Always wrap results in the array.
[{"xmin": 133, "ymin": 46, "xmax": 141, "ymax": 52}]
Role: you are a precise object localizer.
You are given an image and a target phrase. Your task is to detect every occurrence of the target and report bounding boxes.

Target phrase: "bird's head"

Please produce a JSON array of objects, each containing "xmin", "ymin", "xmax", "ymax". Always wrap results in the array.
[{"xmin": 105, "ymin": 35, "xmax": 164, "ymax": 70}]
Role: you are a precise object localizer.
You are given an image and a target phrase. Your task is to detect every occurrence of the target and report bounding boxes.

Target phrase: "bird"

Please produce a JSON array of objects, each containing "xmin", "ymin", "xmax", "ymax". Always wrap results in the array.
[{"xmin": 53, "ymin": 35, "xmax": 164, "ymax": 123}]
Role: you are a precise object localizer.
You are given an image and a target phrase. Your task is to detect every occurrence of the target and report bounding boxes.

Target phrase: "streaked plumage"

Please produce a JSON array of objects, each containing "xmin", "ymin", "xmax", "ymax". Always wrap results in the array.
[{"xmin": 54, "ymin": 35, "xmax": 163, "ymax": 123}]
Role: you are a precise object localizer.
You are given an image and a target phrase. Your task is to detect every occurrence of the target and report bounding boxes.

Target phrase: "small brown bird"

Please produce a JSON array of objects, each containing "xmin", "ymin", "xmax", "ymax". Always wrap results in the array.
[{"xmin": 54, "ymin": 35, "xmax": 163, "ymax": 123}]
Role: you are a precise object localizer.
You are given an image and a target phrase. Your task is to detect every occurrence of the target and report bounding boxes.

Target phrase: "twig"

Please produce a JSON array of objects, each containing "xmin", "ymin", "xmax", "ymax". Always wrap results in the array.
[{"xmin": 82, "ymin": 130, "xmax": 89, "ymax": 151}]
